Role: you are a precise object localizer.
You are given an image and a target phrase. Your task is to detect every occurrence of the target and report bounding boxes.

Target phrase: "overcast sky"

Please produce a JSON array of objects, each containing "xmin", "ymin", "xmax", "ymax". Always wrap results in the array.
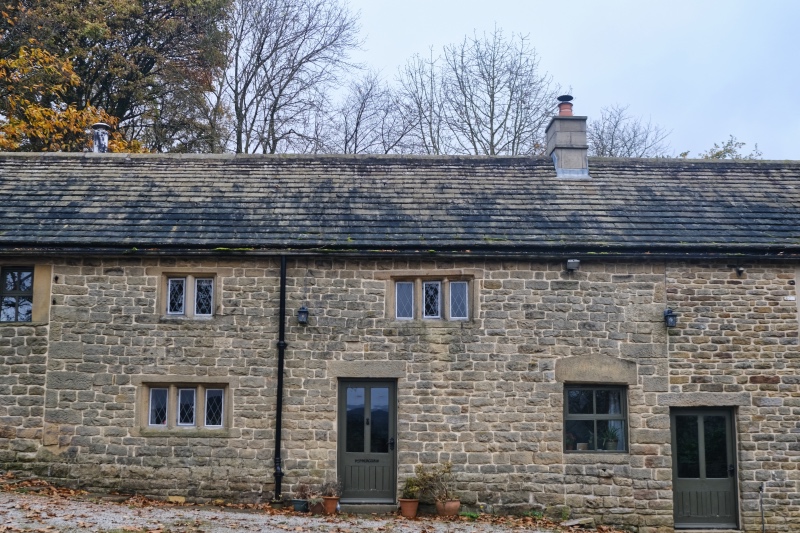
[{"xmin": 346, "ymin": 0, "xmax": 798, "ymax": 160}]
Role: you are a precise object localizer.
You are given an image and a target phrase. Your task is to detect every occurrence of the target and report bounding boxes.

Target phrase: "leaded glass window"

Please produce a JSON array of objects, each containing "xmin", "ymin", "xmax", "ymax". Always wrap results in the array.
[
  {"xmin": 178, "ymin": 388, "xmax": 196, "ymax": 425},
  {"xmin": 167, "ymin": 278, "xmax": 185, "ymax": 315},
  {"xmin": 450, "ymin": 281, "xmax": 468, "ymax": 319},
  {"xmin": 396, "ymin": 282, "xmax": 414, "ymax": 319},
  {"xmin": 195, "ymin": 278, "xmax": 214, "ymax": 316},
  {"xmin": 205, "ymin": 389, "xmax": 224, "ymax": 427},
  {"xmin": 149, "ymin": 388, "xmax": 168, "ymax": 426},
  {"xmin": 1, "ymin": 267, "xmax": 33, "ymax": 322},
  {"xmin": 423, "ymin": 281, "xmax": 441, "ymax": 318}
]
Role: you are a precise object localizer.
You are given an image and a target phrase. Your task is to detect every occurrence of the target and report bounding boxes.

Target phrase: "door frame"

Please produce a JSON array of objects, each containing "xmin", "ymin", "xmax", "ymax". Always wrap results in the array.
[
  {"xmin": 670, "ymin": 407, "xmax": 739, "ymax": 529},
  {"xmin": 337, "ymin": 379, "xmax": 397, "ymax": 503}
]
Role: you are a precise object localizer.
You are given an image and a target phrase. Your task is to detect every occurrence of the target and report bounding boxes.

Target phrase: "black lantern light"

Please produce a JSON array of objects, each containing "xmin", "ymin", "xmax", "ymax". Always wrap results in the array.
[
  {"xmin": 664, "ymin": 309, "xmax": 678, "ymax": 328},
  {"xmin": 297, "ymin": 305, "xmax": 309, "ymax": 325}
]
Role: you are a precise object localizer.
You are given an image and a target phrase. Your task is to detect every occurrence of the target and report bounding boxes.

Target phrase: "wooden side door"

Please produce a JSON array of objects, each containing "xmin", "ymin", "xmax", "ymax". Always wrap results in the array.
[
  {"xmin": 338, "ymin": 380, "xmax": 396, "ymax": 502},
  {"xmin": 671, "ymin": 409, "xmax": 738, "ymax": 529}
]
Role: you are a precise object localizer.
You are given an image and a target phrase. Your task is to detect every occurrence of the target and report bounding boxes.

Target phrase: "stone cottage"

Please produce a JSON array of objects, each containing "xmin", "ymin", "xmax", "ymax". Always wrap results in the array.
[{"xmin": 1, "ymin": 103, "xmax": 799, "ymax": 533}]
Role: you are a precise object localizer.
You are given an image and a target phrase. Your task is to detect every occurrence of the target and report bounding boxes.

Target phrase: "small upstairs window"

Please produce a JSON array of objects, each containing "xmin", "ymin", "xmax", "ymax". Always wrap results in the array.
[
  {"xmin": 394, "ymin": 278, "xmax": 471, "ymax": 321},
  {"xmin": 164, "ymin": 274, "xmax": 215, "ymax": 318},
  {"xmin": 1, "ymin": 267, "xmax": 33, "ymax": 322}
]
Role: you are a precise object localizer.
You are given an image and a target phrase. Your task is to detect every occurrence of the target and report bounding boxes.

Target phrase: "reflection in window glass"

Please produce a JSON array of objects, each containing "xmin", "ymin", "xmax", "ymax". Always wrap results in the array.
[
  {"xmin": 0, "ymin": 267, "xmax": 34, "ymax": 322},
  {"xmin": 370, "ymin": 388, "xmax": 390, "ymax": 453},
  {"xmin": 704, "ymin": 416, "xmax": 728, "ymax": 478},
  {"xmin": 149, "ymin": 388, "xmax": 168, "ymax": 425},
  {"xmin": 178, "ymin": 388, "xmax": 196, "ymax": 425},
  {"xmin": 396, "ymin": 282, "xmax": 414, "ymax": 319},
  {"xmin": 423, "ymin": 282, "xmax": 441, "ymax": 318},
  {"xmin": 567, "ymin": 389, "xmax": 593, "ymax": 414},
  {"xmin": 195, "ymin": 279, "xmax": 214, "ymax": 316},
  {"xmin": 205, "ymin": 389, "xmax": 224, "ymax": 427},
  {"xmin": 346, "ymin": 387, "xmax": 365, "ymax": 452},
  {"xmin": 168, "ymin": 278, "xmax": 186, "ymax": 314},
  {"xmin": 450, "ymin": 281, "xmax": 468, "ymax": 319},
  {"xmin": 676, "ymin": 415, "xmax": 700, "ymax": 478}
]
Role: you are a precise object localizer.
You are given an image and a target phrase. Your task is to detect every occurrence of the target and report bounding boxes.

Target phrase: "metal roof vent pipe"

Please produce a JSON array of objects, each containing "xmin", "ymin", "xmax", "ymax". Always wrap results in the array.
[
  {"xmin": 91, "ymin": 122, "xmax": 111, "ymax": 153},
  {"xmin": 545, "ymin": 95, "xmax": 590, "ymax": 178}
]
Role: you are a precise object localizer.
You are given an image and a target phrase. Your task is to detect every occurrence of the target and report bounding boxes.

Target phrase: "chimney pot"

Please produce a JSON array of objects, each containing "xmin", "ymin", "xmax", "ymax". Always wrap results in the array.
[{"xmin": 91, "ymin": 122, "xmax": 111, "ymax": 153}]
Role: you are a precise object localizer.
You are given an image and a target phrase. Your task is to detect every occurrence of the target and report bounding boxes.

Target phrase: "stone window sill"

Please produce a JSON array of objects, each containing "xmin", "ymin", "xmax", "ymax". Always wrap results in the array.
[{"xmin": 137, "ymin": 428, "xmax": 231, "ymax": 438}]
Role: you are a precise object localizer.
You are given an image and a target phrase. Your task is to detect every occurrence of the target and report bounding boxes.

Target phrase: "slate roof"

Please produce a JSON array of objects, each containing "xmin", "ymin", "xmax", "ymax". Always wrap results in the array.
[{"xmin": 1, "ymin": 153, "xmax": 799, "ymax": 258}]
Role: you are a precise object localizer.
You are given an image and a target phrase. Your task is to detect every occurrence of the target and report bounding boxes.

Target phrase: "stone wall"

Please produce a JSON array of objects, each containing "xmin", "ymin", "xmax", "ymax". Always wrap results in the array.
[
  {"xmin": 0, "ymin": 256, "xmax": 798, "ymax": 532},
  {"xmin": 666, "ymin": 262, "xmax": 800, "ymax": 532}
]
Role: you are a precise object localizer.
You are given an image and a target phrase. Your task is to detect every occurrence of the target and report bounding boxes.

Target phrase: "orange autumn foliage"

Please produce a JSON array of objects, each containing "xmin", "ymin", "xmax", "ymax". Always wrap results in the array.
[{"xmin": 0, "ymin": 46, "xmax": 143, "ymax": 152}]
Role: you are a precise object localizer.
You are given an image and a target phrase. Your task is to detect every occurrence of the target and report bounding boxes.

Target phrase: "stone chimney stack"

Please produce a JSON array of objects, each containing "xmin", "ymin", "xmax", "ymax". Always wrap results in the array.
[
  {"xmin": 545, "ymin": 95, "xmax": 589, "ymax": 178},
  {"xmin": 91, "ymin": 122, "xmax": 111, "ymax": 153}
]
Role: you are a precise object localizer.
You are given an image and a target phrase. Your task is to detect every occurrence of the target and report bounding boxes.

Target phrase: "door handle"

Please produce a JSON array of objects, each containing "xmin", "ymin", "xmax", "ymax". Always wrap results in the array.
[
  {"xmin": 728, "ymin": 464, "xmax": 735, "ymax": 477},
  {"xmin": 389, "ymin": 437, "xmax": 395, "ymax": 451}
]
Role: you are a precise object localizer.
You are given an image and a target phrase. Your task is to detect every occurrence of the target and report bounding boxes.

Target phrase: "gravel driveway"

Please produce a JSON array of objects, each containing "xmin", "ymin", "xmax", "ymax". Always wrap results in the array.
[{"xmin": 0, "ymin": 490, "xmax": 567, "ymax": 533}]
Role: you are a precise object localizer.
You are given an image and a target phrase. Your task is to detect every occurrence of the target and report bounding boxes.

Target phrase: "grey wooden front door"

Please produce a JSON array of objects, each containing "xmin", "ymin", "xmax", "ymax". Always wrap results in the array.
[
  {"xmin": 338, "ymin": 381, "xmax": 396, "ymax": 502},
  {"xmin": 671, "ymin": 409, "xmax": 737, "ymax": 529}
]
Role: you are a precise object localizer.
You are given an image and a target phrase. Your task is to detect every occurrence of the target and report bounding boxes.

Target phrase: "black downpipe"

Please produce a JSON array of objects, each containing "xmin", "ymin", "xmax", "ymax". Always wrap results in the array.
[{"xmin": 273, "ymin": 255, "xmax": 287, "ymax": 501}]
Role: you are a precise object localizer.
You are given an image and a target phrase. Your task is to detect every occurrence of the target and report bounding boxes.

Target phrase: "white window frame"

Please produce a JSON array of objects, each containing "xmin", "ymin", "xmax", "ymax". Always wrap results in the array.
[
  {"xmin": 194, "ymin": 278, "xmax": 214, "ymax": 316},
  {"xmin": 422, "ymin": 281, "xmax": 442, "ymax": 319},
  {"xmin": 177, "ymin": 388, "xmax": 196, "ymax": 426},
  {"xmin": 163, "ymin": 274, "xmax": 216, "ymax": 318},
  {"xmin": 167, "ymin": 277, "xmax": 186, "ymax": 315},
  {"xmin": 449, "ymin": 281, "xmax": 469, "ymax": 320},
  {"xmin": 205, "ymin": 388, "xmax": 225, "ymax": 427},
  {"xmin": 148, "ymin": 388, "xmax": 169, "ymax": 426},
  {"xmin": 395, "ymin": 281, "xmax": 414, "ymax": 320}
]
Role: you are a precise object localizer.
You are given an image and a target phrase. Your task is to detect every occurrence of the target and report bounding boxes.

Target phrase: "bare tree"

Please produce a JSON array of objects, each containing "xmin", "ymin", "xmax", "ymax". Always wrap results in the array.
[
  {"xmin": 396, "ymin": 28, "xmax": 556, "ymax": 156},
  {"xmin": 442, "ymin": 28, "xmax": 556, "ymax": 155},
  {"xmin": 588, "ymin": 104, "xmax": 671, "ymax": 158},
  {"xmin": 220, "ymin": 0, "xmax": 360, "ymax": 153},
  {"xmin": 326, "ymin": 71, "xmax": 415, "ymax": 154},
  {"xmin": 397, "ymin": 50, "xmax": 448, "ymax": 154}
]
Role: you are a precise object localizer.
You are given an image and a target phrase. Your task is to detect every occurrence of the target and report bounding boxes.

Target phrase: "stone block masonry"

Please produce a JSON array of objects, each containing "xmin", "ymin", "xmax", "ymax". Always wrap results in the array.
[{"xmin": 0, "ymin": 256, "xmax": 797, "ymax": 533}]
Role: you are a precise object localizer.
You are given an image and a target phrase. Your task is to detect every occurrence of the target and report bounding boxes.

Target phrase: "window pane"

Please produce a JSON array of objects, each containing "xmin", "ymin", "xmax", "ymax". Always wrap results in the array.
[
  {"xmin": 178, "ymin": 389, "xmax": 196, "ymax": 425},
  {"xmin": 149, "ymin": 389, "xmax": 168, "ymax": 426},
  {"xmin": 565, "ymin": 419, "xmax": 594, "ymax": 451},
  {"xmin": 423, "ymin": 281, "xmax": 441, "ymax": 318},
  {"xmin": 704, "ymin": 416, "xmax": 728, "ymax": 478},
  {"xmin": 597, "ymin": 419, "xmax": 624, "ymax": 451},
  {"xmin": 396, "ymin": 282, "xmax": 413, "ymax": 319},
  {"xmin": 1, "ymin": 270, "xmax": 14, "ymax": 291},
  {"xmin": 205, "ymin": 389, "xmax": 224, "ymax": 427},
  {"xmin": 450, "ymin": 281, "xmax": 468, "ymax": 319},
  {"xmin": 567, "ymin": 389, "xmax": 593, "ymax": 414},
  {"xmin": 17, "ymin": 297, "xmax": 32, "ymax": 322},
  {"xmin": 195, "ymin": 278, "xmax": 214, "ymax": 316},
  {"xmin": 168, "ymin": 278, "xmax": 185, "ymax": 314},
  {"xmin": 676, "ymin": 415, "xmax": 700, "ymax": 478},
  {"xmin": 18, "ymin": 270, "xmax": 33, "ymax": 292},
  {"xmin": 346, "ymin": 387, "xmax": 365, "ymax": 452},
  {"xmin": 596, "ymin": 389, "xmax": 623, "ymax": 415},
  {"xmin": 370, "ymin": 387, "xmax": 390, "ymax": 453},
  {"xmin": 1, "ymin": 297, "xmax": 17, "ymax": 322}
]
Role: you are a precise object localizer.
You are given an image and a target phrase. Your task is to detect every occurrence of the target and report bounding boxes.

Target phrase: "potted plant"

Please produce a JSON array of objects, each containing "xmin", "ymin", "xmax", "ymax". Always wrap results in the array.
[
  {"xmin": 308, "ymin": 491, "xmax": 324, "ymax": 515},
  {"xmin": 398, "ymin": 476, "xmax": 421, "ymax": 518},
  {"xmin": 416, "ymin": 462, "xmax": 460, "ymax": 516},
  {"xmin": 291, "ymin": 483, "xmax": 311, "ymax": 512},
  {"xmin": 601, "ymin": 426, "xmax": 620, "ymax": 451},
  {"xmin": 321, "ymin": 480, "xmax": 343, "ymax": 515}
]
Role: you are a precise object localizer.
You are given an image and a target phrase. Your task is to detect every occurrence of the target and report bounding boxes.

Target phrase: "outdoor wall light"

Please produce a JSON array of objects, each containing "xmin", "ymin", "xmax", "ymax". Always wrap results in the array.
[
  {"xmin": 297, "ymin": 305, "xmax": 309, "ymax": 325},
  {"xmin": 664, "ymin": 309, "xmax": 678, "ymax": 328},
  {"xmin": 566, "ymin": 259, "xmax": 580, "ymax": 271}
]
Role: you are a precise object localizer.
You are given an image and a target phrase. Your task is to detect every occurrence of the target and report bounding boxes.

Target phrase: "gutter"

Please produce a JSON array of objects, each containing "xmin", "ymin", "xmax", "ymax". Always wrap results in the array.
[{"xmin": 273, "ymin": 255, "xmax": 287, "ymax": 501}]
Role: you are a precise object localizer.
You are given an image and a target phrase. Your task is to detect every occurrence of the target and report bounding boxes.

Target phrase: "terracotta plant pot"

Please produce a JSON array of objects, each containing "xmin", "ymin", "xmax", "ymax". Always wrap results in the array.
[
  {"xmin": 435, "ymin": 499, "xmax": 460, "ymax": 516},
  {"xmin": 398, "ymin": 498, "xmax": 419, "ymax": 518},
  {"xmin": 309, "ymin": 501, "xmax": 324, "ymax": 515},
  {"xmin": 322, "ymin": 496, "xmax": 339, "ymax": 515}
]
